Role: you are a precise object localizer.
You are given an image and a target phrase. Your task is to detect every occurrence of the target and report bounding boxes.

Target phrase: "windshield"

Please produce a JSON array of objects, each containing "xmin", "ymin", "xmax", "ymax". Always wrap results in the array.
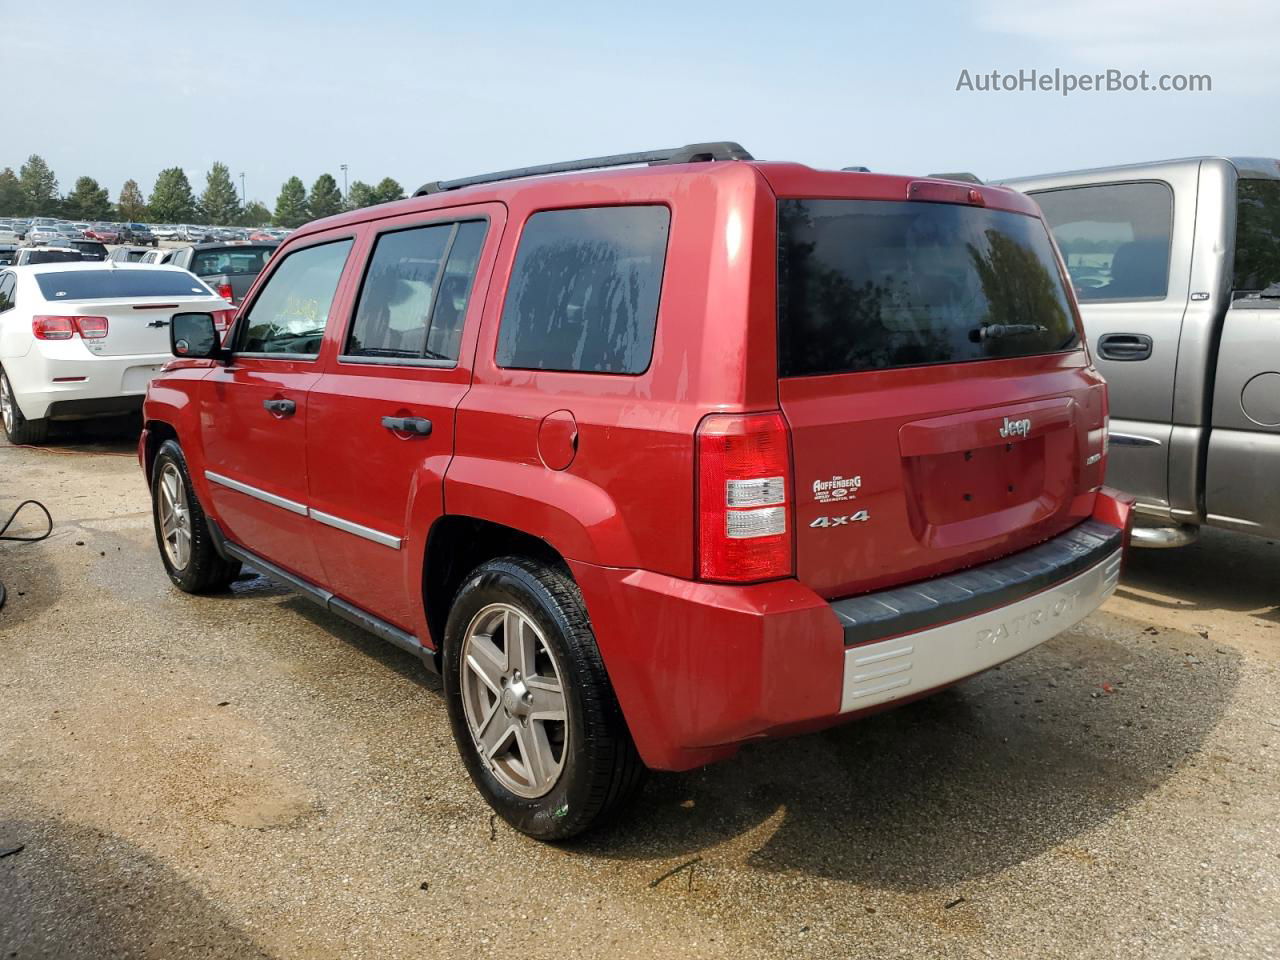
[
  {"xmin": 35, "ymin": 270, "xmax": 214, "ymax": 301},
  {"xmin": 1234, "ymin": 178, "xmax": 1280, "ymax": 293},
  {"xmin": 778, "ymin": 199, "xmax": 1080, "ymax": 376}
]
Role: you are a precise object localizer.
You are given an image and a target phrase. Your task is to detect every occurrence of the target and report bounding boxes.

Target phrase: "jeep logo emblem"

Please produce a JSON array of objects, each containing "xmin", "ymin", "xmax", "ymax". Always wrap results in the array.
[{"xmin": 999, "ymin": 417, "xmax": 1031, "ymax": 439}]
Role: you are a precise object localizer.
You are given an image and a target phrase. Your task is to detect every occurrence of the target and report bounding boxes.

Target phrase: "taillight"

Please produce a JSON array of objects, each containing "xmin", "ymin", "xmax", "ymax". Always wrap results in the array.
[
  {"xmin": 32, "ymin": 316, "xmax": 74, "ymax": 340},
  {"xmin": 216, "ymin": 282, "xmax": 234, "ymax": 303},
  {"xmin": 697, "ymin": 411, "xmax": 793, "ymax": 582},
  {"xmin": 211, "ymin": 308, "xmax": 235, "ymax": 344},
  {"xmin": 32, "ymin": 316, "xmax": 108, "ymax": 340}
]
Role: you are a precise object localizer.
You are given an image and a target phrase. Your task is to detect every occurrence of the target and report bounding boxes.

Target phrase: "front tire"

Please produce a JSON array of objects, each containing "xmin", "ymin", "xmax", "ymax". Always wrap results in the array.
[
  {"xmin": 0, "ymin": 368, "xmax": 48, "ymax": 445},
  {"xmin": 443, "ymin": 557, "xmax": 646, "ymax": 840},
  {"xmin": 150, "ymin": 439, "xmax": 240, "ymax": 592}
]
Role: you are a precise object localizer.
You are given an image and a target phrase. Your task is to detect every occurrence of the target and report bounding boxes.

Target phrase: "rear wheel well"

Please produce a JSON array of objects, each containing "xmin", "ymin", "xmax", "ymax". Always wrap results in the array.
[
  {"xmin": 423, "ymin": 516, "xmax": 568, "ymax": 655},
  {"xmin": 143, "ymin": 420, "xmax": 179, "ymax": 481}
]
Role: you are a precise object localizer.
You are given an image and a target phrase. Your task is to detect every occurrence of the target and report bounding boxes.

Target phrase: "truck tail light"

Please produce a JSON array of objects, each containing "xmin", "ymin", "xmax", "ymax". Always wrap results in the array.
[
  {"xmin": 33, "ymin": 316, "xmax": 109, "ymax": 340},
  {"xmin": 697, "ymin": 411, "xmax": 793, "ymax": 582},
  {"xmin": 216, "ymin": 282, "xmax": 234, "ymax": 303}
]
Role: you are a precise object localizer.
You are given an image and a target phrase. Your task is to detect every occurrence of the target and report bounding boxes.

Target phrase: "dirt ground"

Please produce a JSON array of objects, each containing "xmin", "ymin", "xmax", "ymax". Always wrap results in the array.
[{"xmin": 1, "ymin": 421, "xmax": 1277, "ymax": 959}]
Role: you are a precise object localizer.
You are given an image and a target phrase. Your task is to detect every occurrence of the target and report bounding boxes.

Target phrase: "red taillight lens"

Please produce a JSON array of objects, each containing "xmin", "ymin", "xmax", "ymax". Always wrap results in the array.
[
  {"xmin": 216, "ymin": 283, "xmax": 234, "ymax": 303},
  {"xmin": 32, "ymin": 316, "xmax": 75, "ymax": 340},
  {"xmin": 697, "ymin": 411, "xmax": 793, "ymax": 582},
  {"xmin": 73, "ymin": 316, "xmax": 109, "ymax": 339},
  {"xmin": 211, "ymin": 308, "xmax": 235, "ymax": 344}
]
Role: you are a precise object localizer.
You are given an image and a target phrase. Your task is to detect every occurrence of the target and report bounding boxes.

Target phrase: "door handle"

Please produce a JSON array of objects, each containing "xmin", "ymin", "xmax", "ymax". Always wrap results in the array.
[
  {"xmin": 381, "ymin": 415, "xmax": 433, "ymax": 436},
  {"xmin": 263, "ymin": 398, "xmax": 296, "ymax": 417},
  {"xmin": 1097, "ymin": 333, "xmax": 1153, "ymax": 361}
]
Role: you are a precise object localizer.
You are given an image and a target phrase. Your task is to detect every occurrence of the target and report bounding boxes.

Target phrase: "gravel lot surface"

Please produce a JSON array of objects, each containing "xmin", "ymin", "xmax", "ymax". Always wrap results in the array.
[{"xmin": 1, "ymin": 421, "xmax": 1277, "ymax": 959}]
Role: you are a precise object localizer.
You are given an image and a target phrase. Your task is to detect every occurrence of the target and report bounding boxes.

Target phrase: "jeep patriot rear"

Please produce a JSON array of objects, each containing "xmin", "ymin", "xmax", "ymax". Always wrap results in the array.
[{"xmin": 140, "ymin": 142, "xmax": 1131, "ymax": 839}]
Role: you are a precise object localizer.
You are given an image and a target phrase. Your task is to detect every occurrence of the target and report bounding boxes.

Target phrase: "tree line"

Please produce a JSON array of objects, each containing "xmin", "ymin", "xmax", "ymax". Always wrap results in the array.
[{"xmin": 0, "ymin": 154, "xmax": 408, "ymax": 228}]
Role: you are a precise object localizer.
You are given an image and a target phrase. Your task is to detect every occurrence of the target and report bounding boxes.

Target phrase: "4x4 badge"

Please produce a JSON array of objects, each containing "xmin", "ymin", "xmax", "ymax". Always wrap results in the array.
[{"xmin": 999, "ymin": 417, "xmax": 1031, "ymax": 439}]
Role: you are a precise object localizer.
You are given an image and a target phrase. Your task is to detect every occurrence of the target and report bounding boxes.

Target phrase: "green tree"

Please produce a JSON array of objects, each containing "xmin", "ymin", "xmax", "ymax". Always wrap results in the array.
[
  {"xmin": 308, "ymin": 173, "xmax": 343, "ymax": 220},
  {"xmin": 237, "ymin": 200, "xmax": 272, "ymax": 227},
  {"xmin": 199, "ymin": 161, "xmax": 241, "ymax": 225},
  {"xmin": 0, "ymin": 168, "xmax": 22, "ymax": 217},
  {"xmin": 117, "ymin": 179, "xmax": 148, "ymax": 221},
  {"xmin": 149, "ymin": 167, "xmax": 198, "ymax": 222},
  {"xmin": 18, "ymin": 154, "xmax": 59, "ymax": 216},
  {"xmin": 63, "ymin": 176, "xmax": 113, "ymax": 221},
  {"xmin": 372, "ymin": 177, "xmax": 405, "ymax": 204},
  {"xmin": 346, "ymin": 180, "xmax": 377, "ymax": 210},
  {"xmin": 273, "ymin": 176, "xmax": 309, "ymax": 228}
]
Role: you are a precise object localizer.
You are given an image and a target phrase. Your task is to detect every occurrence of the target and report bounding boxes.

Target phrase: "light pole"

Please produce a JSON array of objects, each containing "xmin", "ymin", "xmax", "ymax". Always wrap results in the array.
[
  {"xmin": 239, "ymin": 172, "xmax": 246, "ymax": 208},
  {"xmin": 340, "ymin": 164, "xmax": 348, "ymax": 202}
]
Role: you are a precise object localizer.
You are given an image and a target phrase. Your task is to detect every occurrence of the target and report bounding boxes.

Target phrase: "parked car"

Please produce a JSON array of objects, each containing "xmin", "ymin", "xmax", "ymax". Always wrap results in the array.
[
  {"xmin": 0, "ymin": 262, "xmax": 231, "ymax": 443},
  {"xmin": 247, "ymin": 229, "xmax": 277, "ymax": 243},
  {"xmin": 67, "ymin": 239, "xmax": 109, "ymax": 261},
  {"xmin": 26, "ymin": 225, "xmax": 63, "ymax": 246},
  {"xmin": 0, "ymin": 245, "xmax": 18, "ymax": 266},
  {"xmin": 151, "ymin": 224, "xmax": 180, "ymax": 241},
  {"xmin": 1002, "ymin": 156, "xmax": 1280, "ymax": 547},
  {"xmin": 85, "ymin": 223, "xmax": 121, "ymax": 243},
  {"xmin": 12, "ymin": 221, "xmax": 31, "ymax": 241},
  {"xmin": 166, "ymin": 241, "xmax": 276, "ymax": 306},
  {"xmin": 139, "ymin": 248, "xmax": 173, "ymax": 265},
  {"xmin": 139, "ymin": 142, "xmax": 1131, "ymax": 839},
  {"xmin": 120, "ymin": 223, "xmax": 157, "ymax": 246},
  {"xmin": 55, "ymin": 224, "xmax": 85, "ymax": 241},
  {"xmin": 14, "ymin": 247, "xmax": 84, "ymax": 266},
  {"xmin": 176, "ymin": 224, "xmax": 213, "ymax": 242},
  {"xmin": 106, "ymin": 245, "xmax": 155, "ymax": 264}
]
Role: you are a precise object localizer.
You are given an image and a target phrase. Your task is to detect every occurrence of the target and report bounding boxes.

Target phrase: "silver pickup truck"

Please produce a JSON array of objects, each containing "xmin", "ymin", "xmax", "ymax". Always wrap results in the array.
[{"xmin": 1001, "ymin": 158, "xmax": 1280, "ymax": 546}]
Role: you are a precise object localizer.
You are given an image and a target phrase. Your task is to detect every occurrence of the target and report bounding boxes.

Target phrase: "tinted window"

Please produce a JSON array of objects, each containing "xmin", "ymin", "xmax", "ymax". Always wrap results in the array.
[
  {"xmin": 237, "ymin": 240, "xmax": 352, "ymax": 356},
  {"xmin": 778, "ymin": 199, "xmax": 1079, "ymax": 377},
  {"xmin": 0, "ymin": 274, "xmax": 14, "ymax": 312},
  {"xmin": 497, "ymin": 206, "xmax": 670, "ymax": 374},
  {"xmin": 345, "ymin": 220, "xmax": 486, "ymax": 363},
  {"xmin": 34, "ymin": 270, "xmax": 214, "ymax": 300},
  {"xmin": 190, "ymin": 246, "xmax": 274, "ymax": 276},
  {"xmin": 1234, "ymin": 178, "xmax": 1280, "ymax": 293},
  {"xmin": 1033, "ymin": 182, "xmax": 1173, "ymax": 301},
  {"xmin": 26, "ymin": 250, "xmax": 83, "ymax": 265}
]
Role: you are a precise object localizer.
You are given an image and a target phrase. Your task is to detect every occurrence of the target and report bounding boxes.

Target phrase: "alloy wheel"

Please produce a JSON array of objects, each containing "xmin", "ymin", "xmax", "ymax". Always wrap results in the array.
[
  {"xmin": 460, "ymin": 602, "xmax": 569, "ymax": 798},
  {"xmin": 0, "ymin": 373, "xmax": 14, "ymax": 434},
  {"xmin": 157, "ymin": 462, "xmax": 193, "ymax": 570}
]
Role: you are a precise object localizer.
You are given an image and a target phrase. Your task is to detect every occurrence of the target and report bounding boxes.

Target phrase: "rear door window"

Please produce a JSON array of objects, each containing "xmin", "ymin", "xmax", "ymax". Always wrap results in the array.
[
  {"xmin": 496, "ymin": 205, "xmax": 670, "ymax": 374},
  {"xmin": 778, "ymin": 199, "xmax": 1079, "ymax": 377},
  {"xmin": 1032, "ymin": 181, "xmax": 1173, "ymax": 301},
  {"xmin": 343, "ymin": 219, "xmax": 486, "ymax": 363},
  {"xmin": 1233, "ymin": 178, "xmax": 1280, "ymax": 293},
  {"xmin": 236, "ymin": 240, "xmax": 353, "ymax": 356}
]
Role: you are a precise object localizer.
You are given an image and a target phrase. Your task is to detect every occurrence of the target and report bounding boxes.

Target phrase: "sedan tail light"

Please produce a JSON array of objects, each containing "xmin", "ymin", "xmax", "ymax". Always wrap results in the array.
[
  {"xmin": 32, "ymin": 315, "xmax": 109, "ymax": 340},
  {"xmin": 215, "ymin": 282, "xmax": 234, "ymax": 303},
  {"xmin": 74, "ymin": 316, "xmax": 109, "ymax": 339},
  {"xmin": 696, "ymin": 411, "xmax": 794, "ymax": 582}
]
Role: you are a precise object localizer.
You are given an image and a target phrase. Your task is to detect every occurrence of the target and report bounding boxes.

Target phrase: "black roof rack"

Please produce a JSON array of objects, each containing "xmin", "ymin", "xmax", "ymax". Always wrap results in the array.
[
  {"xmin": 841, "ymin": 166, "xmax": 871, "ymax": 173},
  {"xmin": 926, "ymin": 171, "xmax": 983, "ymax": 184},
  {"xmin": 413, "ymin": 141, "xmax": 754, "ymax": 197}
]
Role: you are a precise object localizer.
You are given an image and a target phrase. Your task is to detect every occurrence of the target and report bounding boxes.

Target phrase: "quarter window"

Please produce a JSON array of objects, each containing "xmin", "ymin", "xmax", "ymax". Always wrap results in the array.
[
  {"xmin": 1032, "ymin": 182, "xmax": 1173, "ymax": 301},
  {"xmin": 236, "ymin": 239, "xmax": 352, "ymax": 356},
  {"xmin": 344, "ymin": 220, "xmax": 487, "ymax": 363},
  {"xmin": 0, "ymin": 273, "xmax": 14, "ymax": 312},
  {"xmin": 496, "ymin": 205, "xmax": 670, "ymax": 374}
]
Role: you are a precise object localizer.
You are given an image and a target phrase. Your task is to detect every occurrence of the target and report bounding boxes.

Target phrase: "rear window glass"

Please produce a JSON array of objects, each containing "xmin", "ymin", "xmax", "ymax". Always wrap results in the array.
[
  {"xmin": 778, "ymin": 199, "xmax": 1079, "ymax": 377},
  {"xmin": 1032, "ymin": 182, "xmax": 1173, "ymax": 301},
  {"xmin": 496, "ymin": 205, "xmax": 670, "ymax": 374},
  {"xmin": 26, "ymin": 250, "xmax": 84, "ymax": 265},
  {"xmin": 35, "ymin": 270, "xmax": 214, "ymax": 300},
  {"xmin": 190, "ymin": 246, "xmax": 274, "ymax": 276},
  {"xmin": 1233, "ymin": 178, "xmax": 1280, "ymax": 293}
]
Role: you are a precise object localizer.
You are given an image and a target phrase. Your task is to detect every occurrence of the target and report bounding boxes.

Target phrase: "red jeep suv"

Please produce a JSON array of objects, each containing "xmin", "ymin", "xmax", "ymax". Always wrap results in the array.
[{"xmin": 140, "ymin": 142, "xmax": 1131, "ymax": 839}]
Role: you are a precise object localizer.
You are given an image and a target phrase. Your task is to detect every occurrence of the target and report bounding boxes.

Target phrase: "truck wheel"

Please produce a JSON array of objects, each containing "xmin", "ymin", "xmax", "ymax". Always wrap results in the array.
[
  {"xmin": 443, "ymin": 557, "xmax": 646, "ymax": 840},
  {"xmin": 0, "ymin": 368, "xmax": 48, "ymax": 445},
  {"xmin": 150, "ymin": 439, "xmax": 240, "ymax": 593}
]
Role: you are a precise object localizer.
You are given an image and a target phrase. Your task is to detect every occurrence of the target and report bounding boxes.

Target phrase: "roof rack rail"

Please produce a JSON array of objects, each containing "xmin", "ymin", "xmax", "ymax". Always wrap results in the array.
[
  {"xmin": 926, "ymin": 171, "xmax": 983, "ymax": 184},
  {"xmin": 841, "ymin": 166, "xmax": 871, "ymax": 173},
  {"xmin": 413, "ymin": 141, "xmax": 754, "ymax": 197}
]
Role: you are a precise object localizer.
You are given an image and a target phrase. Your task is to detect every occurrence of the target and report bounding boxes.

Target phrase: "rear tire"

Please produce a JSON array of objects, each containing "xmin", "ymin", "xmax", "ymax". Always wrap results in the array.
[
  {"xmin": 150, "ymin": 439, "xmax": 241, "ymax": 593},
  {"xmin": 0, "ymin": 368, "xmax": 48, "ymax": 445},
  {"xmin": 443, "ymin": 557, "xmax": 646, "ymax": 840}
]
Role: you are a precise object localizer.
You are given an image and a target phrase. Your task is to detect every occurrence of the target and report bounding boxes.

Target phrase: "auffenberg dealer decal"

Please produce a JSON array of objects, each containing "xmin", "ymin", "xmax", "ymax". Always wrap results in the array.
[{"xmin": 813, "ymin": 475, "xmax": 861, "ymax": 503}]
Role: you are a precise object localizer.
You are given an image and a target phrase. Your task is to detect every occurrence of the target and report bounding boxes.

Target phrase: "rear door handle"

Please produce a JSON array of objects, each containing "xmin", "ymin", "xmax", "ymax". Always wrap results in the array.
[
  {"xmin": 1097, "ymin": 333, "xmax": 1153, "ymax": 361},
  {"xmin": 263, "ymin": 398, "xmax": 296, "ymax": 417},
  {"xmin": 381, "ymin": 415, "xmax": 432, "ymax": 436}
]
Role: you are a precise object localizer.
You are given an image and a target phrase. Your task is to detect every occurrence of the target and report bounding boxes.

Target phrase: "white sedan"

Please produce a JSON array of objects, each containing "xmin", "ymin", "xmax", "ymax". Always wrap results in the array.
[{"xmin": 0, "ymin": 262, "xmax": 234, "ymax": 444}]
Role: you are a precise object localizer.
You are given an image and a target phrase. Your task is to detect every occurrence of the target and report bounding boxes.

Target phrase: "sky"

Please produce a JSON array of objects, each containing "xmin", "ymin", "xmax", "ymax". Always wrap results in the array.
[{"xmin": 2, "ymin": 0, "xmax": 1277, "ymax": 206}]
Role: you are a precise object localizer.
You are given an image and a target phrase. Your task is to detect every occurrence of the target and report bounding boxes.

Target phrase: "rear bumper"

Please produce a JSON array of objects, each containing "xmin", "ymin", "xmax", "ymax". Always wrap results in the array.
[
  {"xmin": 7, "ymin": 349, "xmax": 171, "ymax": 420},
  {"xmin": 572, "ymin": 490, "xmax": 1132, "ymax": 772}
]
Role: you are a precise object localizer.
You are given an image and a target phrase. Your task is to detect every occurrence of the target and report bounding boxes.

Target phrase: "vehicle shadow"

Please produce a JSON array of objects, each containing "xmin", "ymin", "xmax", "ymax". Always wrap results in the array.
[
  {"xmin": 576, "ymin": 610, "xmax": 1240, "ymax": 890},
  {"xmin": 1116, "ymin": 527, "xmax": 1280, "ymax": 621},
  {"xmin": 0, "ymin": 816, "xmax": 273, "ymax": 959}
]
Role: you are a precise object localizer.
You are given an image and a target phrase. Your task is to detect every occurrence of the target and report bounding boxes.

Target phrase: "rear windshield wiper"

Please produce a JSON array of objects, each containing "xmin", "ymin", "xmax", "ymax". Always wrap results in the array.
[{"xmin": 969, "ymin": 323, "xmax": 1048, "ymax": 343}]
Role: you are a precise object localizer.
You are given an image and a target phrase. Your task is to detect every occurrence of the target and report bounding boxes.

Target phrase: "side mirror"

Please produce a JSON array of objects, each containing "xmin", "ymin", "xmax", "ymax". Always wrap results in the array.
[{"xmin": 170, "ymin": 312, "xmax": 227, "ymax": 361}]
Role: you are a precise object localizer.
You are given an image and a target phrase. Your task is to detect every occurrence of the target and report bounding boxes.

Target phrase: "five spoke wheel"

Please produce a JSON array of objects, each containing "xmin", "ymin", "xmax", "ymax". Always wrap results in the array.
[{"xmin": 157, "ymin": 462, "xmax": 192, "ymax": 571}]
